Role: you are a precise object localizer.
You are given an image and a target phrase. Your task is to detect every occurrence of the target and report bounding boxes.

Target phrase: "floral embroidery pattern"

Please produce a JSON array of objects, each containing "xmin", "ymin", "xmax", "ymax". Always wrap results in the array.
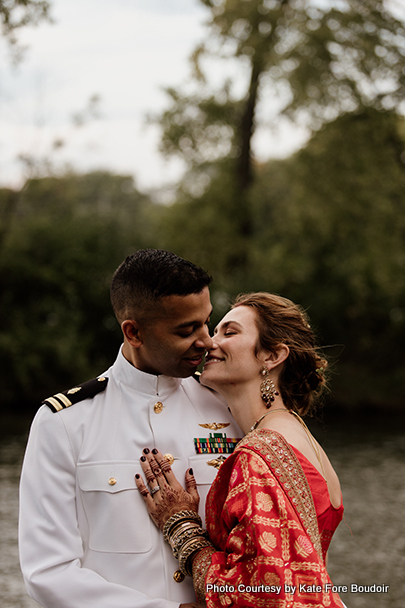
[
  {"xmin": 259, "ymin": 530, "xmax": 277, "ymax": 552},
  {"xmin": 295, "ymin": 534, "xmax": 314, "ymax": 558},
  {"xmin": 256, "ymin": 491, "xmax": 274, "ymax": 512}
]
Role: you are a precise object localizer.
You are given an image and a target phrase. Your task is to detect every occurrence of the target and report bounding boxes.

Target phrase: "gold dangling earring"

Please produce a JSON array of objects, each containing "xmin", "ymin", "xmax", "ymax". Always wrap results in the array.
[{"xmin": 260, "ymin": 367, "xmax": 279, "ymax": 408}]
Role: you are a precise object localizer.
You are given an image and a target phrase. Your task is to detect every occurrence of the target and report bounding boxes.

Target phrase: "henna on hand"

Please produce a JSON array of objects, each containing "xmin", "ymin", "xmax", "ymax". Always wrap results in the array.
[{"xmin": 135, "ymin": 448, "xmax": 200, "ymax": 530}]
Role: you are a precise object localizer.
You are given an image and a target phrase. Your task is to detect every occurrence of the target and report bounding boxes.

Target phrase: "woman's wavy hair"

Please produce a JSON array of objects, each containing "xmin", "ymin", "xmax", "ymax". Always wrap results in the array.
[{"xmin": 232, "ymin": 292, "xmax": 328, "ymax": 416}]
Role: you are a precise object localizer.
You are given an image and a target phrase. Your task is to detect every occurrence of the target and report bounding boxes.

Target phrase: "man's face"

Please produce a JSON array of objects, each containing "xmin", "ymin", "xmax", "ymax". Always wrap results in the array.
[{"xmin": 132, "ymin": 287, "xmax": 213, "ymax": 377}]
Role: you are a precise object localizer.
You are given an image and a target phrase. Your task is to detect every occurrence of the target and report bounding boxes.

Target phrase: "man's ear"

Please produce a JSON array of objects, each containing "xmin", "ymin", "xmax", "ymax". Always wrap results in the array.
[
  {"xmin": 121, "ymin": 320, "xmax": 143, "ymax": 348},
  {"xmin": 264, "ymin": 343, "xmax": 290, "ymax": 371}
]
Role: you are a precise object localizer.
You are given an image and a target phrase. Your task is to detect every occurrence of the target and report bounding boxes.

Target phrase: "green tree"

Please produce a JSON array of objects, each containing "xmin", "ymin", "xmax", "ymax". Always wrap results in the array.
[
  {"xmin": 0, "ymin": 171, "xmax": 160, "ymax": 409},
  {"xmin": 153, "ymin": 0, "xmax": 405, "ymax": 408},
  {"xmin": 156, "ymin": 0, "xmax": 405, "ymax": 222},
  {"xmin": 158, "ymin": 108, "xmax": 405, "ymax": 407},
  {"xmin": 252, "ymin": 108, "xmax": 405, "ymax": 407}
]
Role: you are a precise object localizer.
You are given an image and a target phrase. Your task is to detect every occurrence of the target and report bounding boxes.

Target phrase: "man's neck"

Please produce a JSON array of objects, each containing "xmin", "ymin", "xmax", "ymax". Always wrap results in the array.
[{"xmin": 121, "ymin": 342, "xmax": 160, "ymax": 376}]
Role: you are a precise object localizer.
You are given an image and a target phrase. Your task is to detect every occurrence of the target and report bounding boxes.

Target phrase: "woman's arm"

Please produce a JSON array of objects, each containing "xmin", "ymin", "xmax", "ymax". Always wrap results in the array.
[{"xmin": 135, "ymin": 448, "xmax": 214, "ymax": 600}]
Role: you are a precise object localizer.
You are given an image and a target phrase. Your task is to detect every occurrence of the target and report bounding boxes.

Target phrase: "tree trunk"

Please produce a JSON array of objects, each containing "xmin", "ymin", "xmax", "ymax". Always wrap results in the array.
[
  {"xmin": 238, "ymin": 57, "xmax": 263, "ymax": 194},
  {"xmin": 237, "ymin": 0, "xmax": 290, "ymax": 194}
]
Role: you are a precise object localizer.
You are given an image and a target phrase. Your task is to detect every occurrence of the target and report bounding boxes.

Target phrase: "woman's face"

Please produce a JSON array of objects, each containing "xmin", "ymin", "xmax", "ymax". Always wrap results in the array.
[{"xmin": 201, "ymin": 305, "xmax": 265, "ymax": 391}]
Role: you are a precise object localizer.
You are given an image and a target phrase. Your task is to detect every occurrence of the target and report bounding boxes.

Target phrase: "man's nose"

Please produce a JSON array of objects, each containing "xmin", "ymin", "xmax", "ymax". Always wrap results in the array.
[{"xmin": 194, "ymin": 325, "xmax": 213, "ymax": 350}]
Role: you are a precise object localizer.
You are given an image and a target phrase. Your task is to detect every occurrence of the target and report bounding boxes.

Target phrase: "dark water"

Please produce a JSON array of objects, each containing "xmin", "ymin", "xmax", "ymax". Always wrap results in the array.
[
  {"xmin": 317, "ymin": 411, "xmax": 405, "ymax": 608},
  {"xmin": 1, "ymin": 411, "xmax": 404, "ymax": 608},
  {"xmin": 0, "ymin": 427, "xmax": 39, "ymax": 608}
]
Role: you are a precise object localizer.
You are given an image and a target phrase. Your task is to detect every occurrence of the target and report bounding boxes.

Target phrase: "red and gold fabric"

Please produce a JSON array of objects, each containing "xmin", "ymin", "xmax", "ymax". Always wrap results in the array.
[{"xmin": 193, "ymin": 429, "xmax": 344, "ymax": 607}]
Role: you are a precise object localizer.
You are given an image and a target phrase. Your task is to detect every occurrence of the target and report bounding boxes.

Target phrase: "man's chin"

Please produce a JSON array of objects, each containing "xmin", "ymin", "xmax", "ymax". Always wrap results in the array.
[{"xmin": 175, "ymin": 365, "xmax": 201, "ymax": 379}]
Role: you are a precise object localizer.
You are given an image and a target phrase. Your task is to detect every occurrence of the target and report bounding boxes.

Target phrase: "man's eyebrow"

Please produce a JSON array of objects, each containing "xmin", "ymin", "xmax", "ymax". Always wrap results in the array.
[{"xmin": 174, "ymin": 309, "xmax": 213, "ymax": 329}]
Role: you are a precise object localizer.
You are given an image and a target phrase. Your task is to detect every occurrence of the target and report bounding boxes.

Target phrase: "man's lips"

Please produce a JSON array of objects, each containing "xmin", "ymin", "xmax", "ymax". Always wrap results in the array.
[{"xmin": 184, "ymin": 354, "xmax": 204, "ymax": 366}]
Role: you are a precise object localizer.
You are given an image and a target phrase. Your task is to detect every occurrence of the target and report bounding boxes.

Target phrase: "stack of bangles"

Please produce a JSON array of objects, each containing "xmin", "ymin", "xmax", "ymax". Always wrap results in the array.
[{"xmin": 163, "ymin": 510, "xmax": 213, "ymax": 576}]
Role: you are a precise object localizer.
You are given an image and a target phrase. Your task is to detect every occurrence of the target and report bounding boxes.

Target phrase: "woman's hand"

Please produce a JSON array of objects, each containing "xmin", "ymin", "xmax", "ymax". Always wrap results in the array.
[{"xmin": 135, "ymin": 448, "xmax": 200, "ymax": 530}]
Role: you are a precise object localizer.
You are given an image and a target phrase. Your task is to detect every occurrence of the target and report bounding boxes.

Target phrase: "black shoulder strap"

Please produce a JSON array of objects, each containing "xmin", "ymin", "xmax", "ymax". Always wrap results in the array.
[{"xmin": 43, "ymin": 377, "xmax": 108, "ymax": 413}]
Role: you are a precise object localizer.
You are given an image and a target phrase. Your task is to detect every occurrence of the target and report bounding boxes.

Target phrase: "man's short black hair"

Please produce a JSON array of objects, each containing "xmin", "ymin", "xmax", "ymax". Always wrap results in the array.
[{"xmin": 110, "ymin": 249, "xmax": 212, "ymax": 323}]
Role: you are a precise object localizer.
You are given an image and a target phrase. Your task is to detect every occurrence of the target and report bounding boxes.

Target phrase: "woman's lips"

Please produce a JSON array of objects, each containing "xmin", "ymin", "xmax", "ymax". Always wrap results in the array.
[{"xmin": 204, "ymin": 357, "xmax": 224, "ymax": 366}]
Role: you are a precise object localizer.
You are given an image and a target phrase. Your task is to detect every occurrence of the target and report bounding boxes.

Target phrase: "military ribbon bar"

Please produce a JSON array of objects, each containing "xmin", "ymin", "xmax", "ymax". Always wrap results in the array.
[{"xmin": 194, "ymin": 432, "xmax": 241, "ymax": 454}]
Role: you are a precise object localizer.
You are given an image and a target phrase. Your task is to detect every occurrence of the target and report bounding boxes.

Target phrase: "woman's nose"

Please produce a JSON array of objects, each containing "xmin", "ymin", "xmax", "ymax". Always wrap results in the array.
[{"xmin": 207, "ymin": 333, "xmax": 221, "ymax": 351}]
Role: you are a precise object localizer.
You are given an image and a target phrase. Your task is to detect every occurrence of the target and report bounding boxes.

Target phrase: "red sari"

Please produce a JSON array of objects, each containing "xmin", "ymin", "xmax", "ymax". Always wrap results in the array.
[{"xmin": 193, "ymin": 429, "xmax": 344, "ymax": 607}]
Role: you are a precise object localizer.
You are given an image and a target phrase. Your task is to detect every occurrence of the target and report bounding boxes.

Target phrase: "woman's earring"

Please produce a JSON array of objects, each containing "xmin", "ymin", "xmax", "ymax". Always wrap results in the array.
[{"xmin": 260, "ymin": 367, "xmax": 279, "ymax": 408}]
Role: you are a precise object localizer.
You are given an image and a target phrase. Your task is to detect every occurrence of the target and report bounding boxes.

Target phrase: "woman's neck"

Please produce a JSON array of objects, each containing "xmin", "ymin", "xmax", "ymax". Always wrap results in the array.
[{"xmin": 216, "ymin": 382, "xmax": 285, "ymax": 435}]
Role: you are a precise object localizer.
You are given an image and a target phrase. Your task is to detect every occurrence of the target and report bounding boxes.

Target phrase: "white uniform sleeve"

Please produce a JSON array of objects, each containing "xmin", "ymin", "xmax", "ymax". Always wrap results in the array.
[{"xmin": 19, "ymin": 407, "xmax": 180, "ymax": 608}]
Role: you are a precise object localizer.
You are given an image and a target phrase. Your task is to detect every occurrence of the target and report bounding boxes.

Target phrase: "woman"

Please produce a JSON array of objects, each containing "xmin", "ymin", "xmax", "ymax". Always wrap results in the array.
[{"xmin": 135, "ymin": 293, "xmax": 345, "ymax": 607}]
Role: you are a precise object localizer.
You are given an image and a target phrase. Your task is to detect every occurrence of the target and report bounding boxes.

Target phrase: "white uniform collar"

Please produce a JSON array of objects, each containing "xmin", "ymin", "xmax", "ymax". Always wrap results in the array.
[{"xmin": 112, "ymin": 347, "xmax": 182, "ymax": 397}]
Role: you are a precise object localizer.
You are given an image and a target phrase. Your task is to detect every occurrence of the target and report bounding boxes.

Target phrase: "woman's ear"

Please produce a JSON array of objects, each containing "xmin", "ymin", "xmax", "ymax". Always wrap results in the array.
[
  {"xmin": 121, "ymin": 319, "xmax": 143, "ymax": 348},
  {"xmin": 264, "ymin": 343, "xmax": 290, "ymax": 371}
]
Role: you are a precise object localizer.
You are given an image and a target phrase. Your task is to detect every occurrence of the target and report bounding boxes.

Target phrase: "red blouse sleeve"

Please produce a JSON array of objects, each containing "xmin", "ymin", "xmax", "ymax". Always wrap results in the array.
[{"xmin": 199, "ymin": 449, "xmax": 343, "ymax": 608}]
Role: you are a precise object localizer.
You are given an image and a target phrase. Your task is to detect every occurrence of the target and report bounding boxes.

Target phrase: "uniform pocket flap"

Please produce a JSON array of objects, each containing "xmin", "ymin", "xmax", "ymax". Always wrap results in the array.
[
  {"xmin": 76, "ymin": 461, "xmax": 151, "ymax": 553},
  {"xmin": 77, "ymin": 461, "xmax": 140, "ymax": 494}
]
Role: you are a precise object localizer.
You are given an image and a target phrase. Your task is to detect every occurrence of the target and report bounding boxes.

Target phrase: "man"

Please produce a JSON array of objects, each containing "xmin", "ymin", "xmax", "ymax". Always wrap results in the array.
[{"xmin": 19, "ymin": 249, "xmax": 241, "ymax": 608}]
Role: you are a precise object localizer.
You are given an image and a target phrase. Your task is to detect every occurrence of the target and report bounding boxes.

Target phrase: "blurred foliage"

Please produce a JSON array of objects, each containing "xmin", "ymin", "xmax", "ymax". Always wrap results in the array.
[
  {"xmin": 155, "ymin": 108, "xmax": 405, "ymax": 408},
  {"xmin": 0, "ymin": 0, "xmax": 51, "ymax": 63},
  {"xmin": 156, "ymin": 0, "xmax": 405, "ymax": 200},
  {"xmin": 150, "ymin": 0, "xmax": 405, "ymax": 408},
  {"xmin": 1, "ymin": 111, "xmax": 405, "ymax": 411},
  {"xmin": 0, "ymin": 171, "xmax": 158, "ymax": 408}
]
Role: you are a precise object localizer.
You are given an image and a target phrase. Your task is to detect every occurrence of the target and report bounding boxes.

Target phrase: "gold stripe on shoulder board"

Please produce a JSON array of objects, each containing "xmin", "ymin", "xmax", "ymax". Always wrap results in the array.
[
  {"xmin": 54, "ymin": 393, "xmax": 72, "ymax": 408},
  {"xmin": 46, "ymin": 397, "xmax": 64, "ymax": 412}
]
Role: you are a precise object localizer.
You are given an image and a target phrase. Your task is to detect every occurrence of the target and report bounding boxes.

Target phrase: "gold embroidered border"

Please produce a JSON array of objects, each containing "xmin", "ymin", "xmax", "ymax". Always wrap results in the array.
[
  {"xmin": 235, "ymin": 429, "xmax": 323, "ymax": 560},
  {"xmin": 192, "ymin": 546, "xmax": 216, "ymax": 603}
]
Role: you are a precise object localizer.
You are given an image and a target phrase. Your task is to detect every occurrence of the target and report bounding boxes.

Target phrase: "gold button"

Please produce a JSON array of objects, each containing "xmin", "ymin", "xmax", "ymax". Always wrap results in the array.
[
  {"xmin": 154, "ymin": 401, "xmax": 163, "ymax": 414},
  {"xmin": 173, "ymin": 570, "xmax": 185, "ymax": 583},
  {"xmin": 164, "ymin": 453, "xmax": 174, "ymax": 466},
  {"xmin": 108, "ymin": 477, "xmax": 117, "ymax": 486}
]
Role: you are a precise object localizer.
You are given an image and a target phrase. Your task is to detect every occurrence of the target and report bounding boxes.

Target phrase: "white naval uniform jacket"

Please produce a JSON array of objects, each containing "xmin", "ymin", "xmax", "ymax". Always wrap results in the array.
[{"xmin": 19, "ymin": 348, "xmax": 242, "ymax": 608}]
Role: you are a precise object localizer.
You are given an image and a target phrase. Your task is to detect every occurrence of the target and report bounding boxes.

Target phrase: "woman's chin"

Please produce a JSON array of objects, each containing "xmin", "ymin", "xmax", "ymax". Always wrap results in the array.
[{"xmin": 200, "ymin": 370, "xmax": 218, "ymax": 391}]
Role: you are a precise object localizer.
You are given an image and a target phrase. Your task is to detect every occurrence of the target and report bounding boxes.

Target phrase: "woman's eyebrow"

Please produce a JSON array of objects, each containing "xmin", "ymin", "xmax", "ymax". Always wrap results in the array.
[{"xmin": 214, "ymin": 320, "xmax": 242, "ymax": 334}]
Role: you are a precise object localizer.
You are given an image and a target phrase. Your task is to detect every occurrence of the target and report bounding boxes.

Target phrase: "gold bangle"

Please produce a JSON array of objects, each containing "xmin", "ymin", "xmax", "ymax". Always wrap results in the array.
[
  {"xmin": 169, "ymin": 520, "xmax": 201, "ymax": 542},
  {"xmin": 163, "ymin": 510, "xmax": 201, "ymax": 543},
  {"xmin": 169, "ymin": 524, "xmax": 205, "ymax": 559},
  {"xmin": 178, "ymin": 537, "xmax": 212, "ymax": 577}
]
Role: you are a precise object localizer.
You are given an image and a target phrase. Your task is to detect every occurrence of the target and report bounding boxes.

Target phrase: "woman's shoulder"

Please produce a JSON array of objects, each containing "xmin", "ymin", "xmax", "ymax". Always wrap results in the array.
[
  {"xmin": 252, "ymin": 419, "xmax": 343, "ymax": 509},
  {"xmin": 262, "ymin": 412, "xmax": 311, "ymax": 451},
  {"xmin": 260, "ymin": 413, "xmax": 325, "ymax": 472}
]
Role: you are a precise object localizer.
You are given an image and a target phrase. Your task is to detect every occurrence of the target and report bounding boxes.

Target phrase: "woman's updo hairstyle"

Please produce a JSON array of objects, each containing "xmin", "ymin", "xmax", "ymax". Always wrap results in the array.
[{"xmin": 232, "ymin": 292, "xmax": 328, "ymax": 417}]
